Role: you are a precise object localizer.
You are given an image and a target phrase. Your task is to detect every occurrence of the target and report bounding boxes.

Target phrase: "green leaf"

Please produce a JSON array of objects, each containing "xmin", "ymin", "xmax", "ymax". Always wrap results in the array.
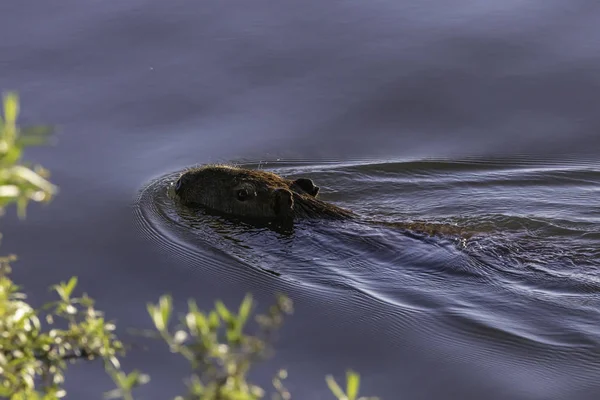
[
  {"xmin": 215, "ymin": 300, "xmax": 232, "ymax": 322},
  {"xmin": 11, "ymin": 165, "xmax": 58, "ymax": 194},
  {"xmin": 191, "ymin": 311, "xmax": 208, "ymax": 335},
  {"xmin": 146, "ymin": 303, "xmax": 161, "ymax": 330},
  {"xmin": 208, "ymin": 310, "xmax": 220, "ymax": 329},
  {"xmin": 159, "ymin": 295, "xmax": 172, "ymax": 330},
  {"xmin": 63, "ymin": 276, "xmax": 78, "ymax": 298},
  {"xmin": 226, "ymin": 329, "xmax": 240, "ymax": 344},
  {"xmin": 346, "ymin": 370, "xmax": 360, "ymax": 400},
  {"xmin": 3, "ymin": 92, "xmax": 19, "ymax": 125},
  {"xmin": 326, "ymin": 375, "xmax": 347, "ymax": 400},
  {"xmin": 124, "ymin": 371, "xmax": 140, "ymax": 389},
  {"xmin": 103, "ymin": 388, "xmax": 124, "ymax": 400},
  {"xmin": 53, "ymin": 277, "xmax": 77, "ymax": 302},
  {"xmin": 187, "ymin": 299, "xmax": 199, "ymax": 314},
  {"xmin": 1, "ymin": 146, "xmax": 22, "ymax": 165},
  {"xmin": 238, "ymin": 294, "xmax": 253, "ymax": 326}
]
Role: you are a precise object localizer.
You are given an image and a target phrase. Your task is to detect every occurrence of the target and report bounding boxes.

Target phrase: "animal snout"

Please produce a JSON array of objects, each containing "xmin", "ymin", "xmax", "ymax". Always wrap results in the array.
[{"xmin": 174, "ymin": 175, "xmax": 186, "ymax": 194}]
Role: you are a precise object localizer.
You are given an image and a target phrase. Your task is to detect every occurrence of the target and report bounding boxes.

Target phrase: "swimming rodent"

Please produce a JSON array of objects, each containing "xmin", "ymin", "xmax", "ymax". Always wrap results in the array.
[{"xmin": 174, "ymin": 164, "xmax": 473, "ymax": 238}]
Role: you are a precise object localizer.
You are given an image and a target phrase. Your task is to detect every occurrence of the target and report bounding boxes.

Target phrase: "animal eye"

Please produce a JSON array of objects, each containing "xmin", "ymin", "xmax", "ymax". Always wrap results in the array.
[{"xmin": 237, "ymin": 188, "xmax": 249, "ymax": 201}]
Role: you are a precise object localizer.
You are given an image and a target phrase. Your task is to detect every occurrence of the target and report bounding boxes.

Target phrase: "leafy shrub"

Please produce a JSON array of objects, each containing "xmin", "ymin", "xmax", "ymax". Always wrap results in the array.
[{"xmin": 0, "ymin": 92, "xmax": 379, "ymax": 400}]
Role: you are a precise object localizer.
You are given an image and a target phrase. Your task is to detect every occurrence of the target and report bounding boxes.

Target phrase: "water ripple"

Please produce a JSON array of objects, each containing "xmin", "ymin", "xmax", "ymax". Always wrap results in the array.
[{"xmin": 134, "ymin": 158, "xmax": 600, "ymax": 394}]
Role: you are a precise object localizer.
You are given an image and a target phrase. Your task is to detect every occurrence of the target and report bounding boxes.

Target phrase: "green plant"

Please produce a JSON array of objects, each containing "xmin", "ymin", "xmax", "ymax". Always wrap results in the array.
[
  {"xmin": 0, "ymin": 271, "xmax": 146, "ymax": 399},
  {"xmin": 0, "ymin": 92, "xmax": 144, "ymax": 399},
  {"xmin": 144, "ymin": 293, "xmax": 293, "ymax": 400},
  {"xmin": 0, "ymin": 92, "xmax": 380, "ymax": 400},
  {"xmin": 326, "ymin": 370, "xmax": 379, "ymax": 400},
  {"xmin": 0, "ymin": 92, "xmax": 57, "ymax": 217},
  {"xmin": 145, "ymin": 294, "xmax": 379, "ymax": 400}
]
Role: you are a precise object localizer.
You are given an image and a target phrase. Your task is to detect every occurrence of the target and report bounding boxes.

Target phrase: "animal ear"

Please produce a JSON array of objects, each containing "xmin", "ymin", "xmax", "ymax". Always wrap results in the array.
[
  {"xmin": 273, "ymin": 188, "xmax": 294, "ymax": 216},
  {"xmin": 292, "ymin": 178, "xmax": 320, "ymax": 197}
]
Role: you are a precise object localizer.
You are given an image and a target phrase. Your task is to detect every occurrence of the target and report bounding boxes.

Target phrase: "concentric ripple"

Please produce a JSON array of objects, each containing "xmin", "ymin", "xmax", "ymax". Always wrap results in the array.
[{"xmin": 133, "ymin": 158, "xmax": 600, "ymax": 386}]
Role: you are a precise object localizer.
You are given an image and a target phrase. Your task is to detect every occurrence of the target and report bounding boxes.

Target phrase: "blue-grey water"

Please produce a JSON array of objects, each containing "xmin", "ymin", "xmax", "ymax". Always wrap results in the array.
[{"xmin": 1, "ymin": 1, "xmax": 599, "ymax": 399}]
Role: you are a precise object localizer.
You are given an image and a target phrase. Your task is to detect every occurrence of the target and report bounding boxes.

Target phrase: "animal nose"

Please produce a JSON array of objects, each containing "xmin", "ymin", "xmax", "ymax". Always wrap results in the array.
[{"xmin": 174, "ymin": 176, "xmax": 185, "ymax": 194}]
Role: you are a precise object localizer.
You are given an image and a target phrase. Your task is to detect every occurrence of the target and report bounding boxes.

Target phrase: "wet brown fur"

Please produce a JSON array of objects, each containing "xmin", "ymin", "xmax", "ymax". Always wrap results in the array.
[
  {"xmin": 175, "ymin": 165, "xmax": 354, "ymax": 222},
  {"xmin": 175, "ymin": 164, "xmax": 473, "ymax": 238}
]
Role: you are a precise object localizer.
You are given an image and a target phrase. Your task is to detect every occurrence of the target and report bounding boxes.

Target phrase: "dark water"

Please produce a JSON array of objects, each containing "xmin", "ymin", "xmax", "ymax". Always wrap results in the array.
[{"xmin": 1, "ymin": 1, "xmax": 599, "ymax": 399}]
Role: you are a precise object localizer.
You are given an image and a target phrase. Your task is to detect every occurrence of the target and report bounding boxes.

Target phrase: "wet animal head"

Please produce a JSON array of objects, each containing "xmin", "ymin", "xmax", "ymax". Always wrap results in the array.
[{"xmin": 174, "ymin": 165, "xmax": 352, "ymax": 221}]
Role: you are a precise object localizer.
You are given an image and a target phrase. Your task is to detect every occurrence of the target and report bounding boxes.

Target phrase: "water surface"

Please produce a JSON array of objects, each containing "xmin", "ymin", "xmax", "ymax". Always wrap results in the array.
[{"xmin": 1, "ymin": 1, "xmax": 599, "ymax": 399}]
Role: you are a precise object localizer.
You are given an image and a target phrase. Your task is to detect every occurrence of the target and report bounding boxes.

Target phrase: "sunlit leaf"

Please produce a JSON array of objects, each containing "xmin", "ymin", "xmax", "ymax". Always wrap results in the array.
[
  {"xmin": 208, "ymin": 310, "xmax": 220, "ymax": 329},
  {"xmin": 226, "ymin": 329, "xmax": 240, "ymax": 344},
  {"xmin": 63, "ymin": 277, "xmax": 77, "ymax": 299},
  {"xmin": 215, "ymin": 300, "xmax": 232, "ymax": 322},
  {"xmin": 125, "ymin": 371, "xmax": 140, "ymax": 388},
  {"xmin": 11, "ymin": 165, "xmax": 58, "ymax": 194},
  {"xmin": 187, "ymin": 299, "xmax": 199, "ymax": 314},
  {"xmin": 0, "ymin": 185, "xmax": 20, "ymax": 198},
  {"xmin": 3, "ymin": 92, "xmax": 19, "ymax": 126},
  {"xmin": 1, "ymin": 146, "xmax": 22, "ymax": 165},
  {"xmin": 346, "ymin": 370, "xmax": 360, "ymax": 400},
  {"xmin": 159, "ymin": 295, "xmax": 172, "ymax": 330},
  {"xmin": 53, "ymin": 284, "xmax": 66, "ymax": 302},
  {"xmin": 238, "ymin": 294, "xmax": 253, "ymax": 326},
  {"xmin": 103, "ymin": 388, "xmax": 124, "ymax": 400},
  {"xmin": 173, "ymin": 330, "xmax": 188, "ymax": 344},
  {"xmin": 191, "ymin": 311, "xmax": 208, "ymax": 335},
  {"xmin": 109, "ymin": 356, "xmax": 120, "ymax": 370},
  {"xmin": 146, "ymin": 303, "xmax": 161, "ymax": 330},
  {"xmin": 138, "ymin": 373, "xmax": 150, "ymax": 385},
  {"xmin": 326, "ymin": 375, "xmax": 347, "ymax": 400}
]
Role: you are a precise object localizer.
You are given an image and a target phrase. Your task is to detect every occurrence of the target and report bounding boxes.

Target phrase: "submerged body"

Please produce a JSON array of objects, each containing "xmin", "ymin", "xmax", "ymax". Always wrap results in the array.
[{"xmin": 175, "ymin": 165, "xmax": 471, "ymax": 238}]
